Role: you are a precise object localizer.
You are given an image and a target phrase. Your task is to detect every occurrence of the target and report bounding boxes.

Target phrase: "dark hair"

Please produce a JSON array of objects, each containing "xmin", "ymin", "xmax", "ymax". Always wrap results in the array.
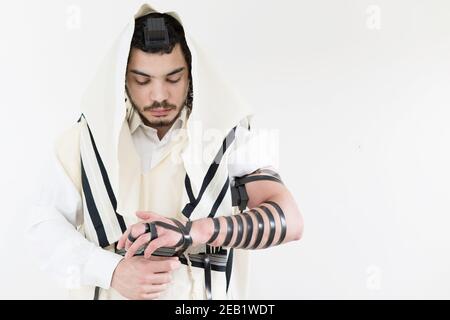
[{"xmin": 130, "ymin": 12, "xmax": 193, "ymax": 113}]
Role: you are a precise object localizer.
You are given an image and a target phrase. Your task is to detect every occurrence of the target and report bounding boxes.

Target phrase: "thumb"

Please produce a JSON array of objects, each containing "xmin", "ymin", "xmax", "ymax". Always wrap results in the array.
[{"xmin": 136, "ymin": 211, "xmax": 155, "ymax": 220}]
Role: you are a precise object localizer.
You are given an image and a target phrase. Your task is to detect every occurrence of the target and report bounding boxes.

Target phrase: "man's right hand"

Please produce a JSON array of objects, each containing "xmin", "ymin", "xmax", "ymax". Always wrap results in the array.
[{"xmin": 110, "ymin": 255, "xmax": 180, "ymax": 300}]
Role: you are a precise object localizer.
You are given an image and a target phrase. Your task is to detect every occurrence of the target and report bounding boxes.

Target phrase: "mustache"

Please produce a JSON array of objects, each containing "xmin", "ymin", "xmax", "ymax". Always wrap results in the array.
[{"xmin": 143, "ymin": 101, "xmax": 177, "ymax": 112}]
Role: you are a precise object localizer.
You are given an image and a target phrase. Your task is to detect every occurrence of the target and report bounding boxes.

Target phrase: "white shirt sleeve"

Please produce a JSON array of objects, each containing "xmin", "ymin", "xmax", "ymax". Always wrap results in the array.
[
  {"xmin": 26, "ymin": 152, "xmax": 123, "ymax": 290},
  {"xmin": 228, "ymin": 117, "xmax": 280, "ymax": 182}
]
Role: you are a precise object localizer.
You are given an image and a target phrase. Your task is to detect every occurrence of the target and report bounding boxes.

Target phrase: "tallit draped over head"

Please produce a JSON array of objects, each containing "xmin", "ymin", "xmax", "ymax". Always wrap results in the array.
[{"xmin": 80, "ymin": 3, "xmax": 253, "ymax": 219}]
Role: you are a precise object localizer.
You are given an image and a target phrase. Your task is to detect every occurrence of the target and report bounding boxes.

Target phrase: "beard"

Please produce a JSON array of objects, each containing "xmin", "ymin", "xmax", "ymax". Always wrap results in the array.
[
  {"xmin": 126, "ymin": 89, "xmax": 185, "ymax": 129},
  {"xmin": 141, "ymin": 100, "xmax": 183, "ymax": 128}
]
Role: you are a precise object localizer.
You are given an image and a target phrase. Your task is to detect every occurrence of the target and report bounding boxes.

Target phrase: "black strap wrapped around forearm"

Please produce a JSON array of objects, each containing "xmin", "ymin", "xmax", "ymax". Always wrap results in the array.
[
  {"xmin": 258, "ymin": 206, "xmax": 276, "ymax": 248},
  {"xmin": 264, "ymin": 201, "xmax": 287, "ymax": 245},
  {"xmin": 233, "ymin": 215, "xmax": 244, "ymax": 247},
  {"xmin": 207, "ymin": 218, "xmax": 220, "ymax": 244},
  {"xmin": 222, "ymin": 216, "xmax": 234, "ymax": 247},
  {"xmin": 250, "ymin": 209, "xmax": 265, "ymax": 249},
  {"xmin": 242, "ymin": 212, "xmax": 254, "ymax": 248}
]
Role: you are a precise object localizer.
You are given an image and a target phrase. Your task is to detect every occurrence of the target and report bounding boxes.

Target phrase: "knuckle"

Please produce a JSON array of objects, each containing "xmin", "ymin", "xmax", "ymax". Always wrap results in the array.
[
  {"xmin": 152, "ymin": 292, "xmax": 161, "ymax": 299},
  {"xmin": 163, "ymin": 261, "xmax": 172, "ymax": 270},
  {"xmin": 137, "ymin": 276, "xmax": 147, "ymax": 285},
  {"xmin": 171, "ymin": 261, "xmax": 181, "ymax": 270},
  {"xmin": 137, "ymin": 288, "xmax": 145, "ymax": 296},
  {"xmin": 145, "ymin": 274, "xmax": 154, "ymax": 283},
  {"xmin": 139, "ymin": 292, "xmax": 147, "ymax": 300}
]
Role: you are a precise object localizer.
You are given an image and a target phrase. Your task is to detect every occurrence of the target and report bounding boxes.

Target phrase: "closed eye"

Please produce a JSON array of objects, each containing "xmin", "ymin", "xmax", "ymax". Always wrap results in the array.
[
  {"xmin": 136, "ymin": 80, "xmax": 150, "ymax": 86},
  {"xmin": 167, "ymin": 78, "xmax": 181, "ymax": 84}
]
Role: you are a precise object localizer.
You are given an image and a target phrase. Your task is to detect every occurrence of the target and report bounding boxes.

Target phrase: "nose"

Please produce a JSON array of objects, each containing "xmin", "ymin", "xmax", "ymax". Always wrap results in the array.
[{"xmin": 150, "ymin": 80, "xmax": 169, "ymax": 103}]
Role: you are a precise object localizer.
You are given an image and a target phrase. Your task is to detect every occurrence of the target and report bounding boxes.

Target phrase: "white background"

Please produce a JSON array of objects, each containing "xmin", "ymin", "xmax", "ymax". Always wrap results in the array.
[{"xmin": 1, "ymin": 0, "xmax": 450, "ymax": 299}]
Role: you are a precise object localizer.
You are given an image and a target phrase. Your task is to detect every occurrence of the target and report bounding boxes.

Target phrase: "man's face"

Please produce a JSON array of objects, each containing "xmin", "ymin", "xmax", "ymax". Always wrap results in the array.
[{"xmin": 126, "ymin": 43, "xmax": 190, "ymax": 129}]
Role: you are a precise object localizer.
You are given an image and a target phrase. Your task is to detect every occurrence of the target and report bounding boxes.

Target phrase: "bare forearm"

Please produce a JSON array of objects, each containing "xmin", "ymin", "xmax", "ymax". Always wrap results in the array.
[{"xmin": 191, "ymin": 193, "xmax": 303, "ymax": 249}]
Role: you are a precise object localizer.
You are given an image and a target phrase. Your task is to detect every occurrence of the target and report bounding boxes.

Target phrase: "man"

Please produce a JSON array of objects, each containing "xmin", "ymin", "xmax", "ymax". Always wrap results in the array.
[{"xmin": 27, "ymin": 3, "xmax": 303, "ymax": 300}]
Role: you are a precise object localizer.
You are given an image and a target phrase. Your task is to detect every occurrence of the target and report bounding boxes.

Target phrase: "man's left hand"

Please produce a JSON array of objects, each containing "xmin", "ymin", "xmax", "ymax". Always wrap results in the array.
[{"xmin": 117, "ymin": 211, "xmax": 185, "ymax": 259}]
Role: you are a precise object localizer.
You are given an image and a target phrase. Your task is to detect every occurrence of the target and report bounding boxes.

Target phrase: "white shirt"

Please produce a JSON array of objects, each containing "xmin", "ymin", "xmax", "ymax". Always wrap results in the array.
[
  {"xmin": 128, "ymin": 105, "xmax": 186, "ymax": 174},
  {"xmin": 26, "ymin": 110, "xmax": 273, "ymax": 291}
]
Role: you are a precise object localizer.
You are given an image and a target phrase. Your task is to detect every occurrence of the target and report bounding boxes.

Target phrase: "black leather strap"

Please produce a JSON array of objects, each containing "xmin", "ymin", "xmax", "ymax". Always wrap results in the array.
[
  {"xmin": 242, "ymin": 212, "xmax": 254, "ymax": 249},
  {"xmin": 171, "ymin": 219, "xmax": 193, "ymax": 256},
  {"xmin": 183, "ymin": 221, "xmax": 193, "ymax": 253},
  {"xmin": 129, "ymin": 222, "xmax": 159, "ymax": 243},
  {"xmin": 251, "ymin": 209, "xmax": 265, "ymax": 249},
  {"xmin": 203, "ymin": 254, "xmax": 212, "ymax": 300},
  {"xmin": 233, "ymin": 215, "xmax": 244, "ymax": 247},
  {"xmin": 259, "ymin": 205, "xmax": 276, "ymax": 248},
  {"xmin": 235, "ymin": 174, "xmax": 282, "ymax": 186},
  {"xmin": 232, "ymin": 173, "xmax": 283, "ymax": 212},
  {"xmin": 153, "ymin": 221, "xmax": 180, "ymax": 232},
  {"xmin": 222, "ymin": 216, "xmax": 234, "ymax": 247},
  {"xmin": 148, "ymin": 222, "xmax": 158, "ymax": 242},
  {"xmin": 127, "ymin": 232, "xmax": 137, "ymax": 243},
  {"xmin": 207, "ymin": 218, "xmax": 220, "ymax": 244},
  {"xmin": 154, "ymin": 221, "xmax": 184, "ymax": 247},
  {"xmin": 235, "ymin": 185, "xmax": 249, "ymax": 211},
  {"xmin": 93, "ymin": 286, "xmax": 100, "ymax": 300},
  {"xmin": 264, "ymin": 201, "xmax": 287, "ymax": 245}
]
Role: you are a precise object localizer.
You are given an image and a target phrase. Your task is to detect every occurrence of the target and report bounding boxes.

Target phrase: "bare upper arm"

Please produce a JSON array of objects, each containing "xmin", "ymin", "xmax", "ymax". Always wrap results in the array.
[{"xmin": 238, "ymin": 167, "xmax": 287, "ymax": 209}]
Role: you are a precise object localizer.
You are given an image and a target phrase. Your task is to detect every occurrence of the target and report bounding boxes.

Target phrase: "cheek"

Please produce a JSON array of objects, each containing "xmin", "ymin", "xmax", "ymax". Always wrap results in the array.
[
  {"xmin": 172, "ymin": 85, "xmax": 185, "ymax": 100},
  {"xmin": 129, "ymin": 85, "xmax": 149, "ymax": 104},
  {"xmin": 173, "ymin": 81, "xmax": 189, "ymax": 101}
]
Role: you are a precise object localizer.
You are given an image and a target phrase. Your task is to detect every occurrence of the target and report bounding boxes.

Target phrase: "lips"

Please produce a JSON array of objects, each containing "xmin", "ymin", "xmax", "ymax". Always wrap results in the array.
[{"xmin": 148, "ymin": 108, "xmax": 172, "ymax": 117}]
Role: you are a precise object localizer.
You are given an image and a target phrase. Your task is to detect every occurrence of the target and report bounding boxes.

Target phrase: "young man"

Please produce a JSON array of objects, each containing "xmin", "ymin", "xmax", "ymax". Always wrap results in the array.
[{"xmin": 27, "ymin": 4, "xmax": 303, "ymax": 300}]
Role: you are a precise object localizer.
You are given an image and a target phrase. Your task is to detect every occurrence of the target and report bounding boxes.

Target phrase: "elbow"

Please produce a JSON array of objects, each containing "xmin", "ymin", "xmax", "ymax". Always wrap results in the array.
[
  {"xmin": 292, "ymin": 222, "xmax": 303, "ymax": 242},
  {"xmin": 291, "ymin": 208, "xmax": 304, "ymax": 242},
  {"xmin": 294, "ymin": 222, "xmax": 303, "ymax": 241}
]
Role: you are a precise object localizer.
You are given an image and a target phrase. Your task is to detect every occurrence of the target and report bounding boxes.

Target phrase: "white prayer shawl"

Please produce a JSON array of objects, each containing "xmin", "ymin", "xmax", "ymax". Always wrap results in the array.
[{"xmin": 71, "ymin": 3, "xmax": 253, "ymax": 299}]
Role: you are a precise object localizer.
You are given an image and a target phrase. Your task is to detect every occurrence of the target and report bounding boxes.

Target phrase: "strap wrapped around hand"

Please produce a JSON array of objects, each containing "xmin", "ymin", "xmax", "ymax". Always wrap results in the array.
[
  {"xmin": 170, "ymin": 218, "xmax": 193, "ymax": 256},
  {"xmin": 144, "ymin": 222, "xmax": 158, "ymax": 242},
  {"xmin": 128, "ymin": 219, "xmax": 193, "ymax": 256},
  {"xmin": 128, "ymin": 222, "xmax": 158, "ymax": 243},
  {"xmin": 151, "ymin": 221, "xmax": 184, "ymax": 247}
]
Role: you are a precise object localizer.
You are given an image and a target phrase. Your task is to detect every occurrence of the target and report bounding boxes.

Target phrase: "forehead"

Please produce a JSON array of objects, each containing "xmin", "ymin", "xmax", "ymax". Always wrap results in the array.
[{"xmin": 127, "ymin": 43, "xmax": 187, "ymax": 77}]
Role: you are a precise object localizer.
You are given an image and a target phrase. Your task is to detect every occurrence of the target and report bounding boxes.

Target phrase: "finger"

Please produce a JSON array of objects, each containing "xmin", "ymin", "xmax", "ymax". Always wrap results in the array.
[
  {"xmin": 141, "ymin": 292, "xmax": 161, "ymax": 300},
  {"xmin": 144, "ymin": 237, "xmax": 170, "ymax": 259},
  {"xmin": 117, "ymin": 228, "xmax": 131, "ymax": 250},
  {"xmin": 125, "ymin": 233, "xmax": 150, "ymax": 259},
  {"xmin": 148, "ymin": 255, "xmax": 179, "ymax": 262},
  {"xmin": 149, "ymin": 259, "xmax": 181, "ymax": 273},
  {"xmin": 125, "ymin": 232, "xmax": 135, "ymax": 251},
  {"xmin": 125, "ymin": 223, "xmax": 147, "ymax": 250},
  {"xmin": 136, "ymin": 211, "xmax": 157, "ymax": 220},
  {"xmin": 142, "ymin": 283, "xmax": 168, "ymax": 294},
  {"xmin": 150, "ymin": 272, "xmax": 173, "ymax": 285}
]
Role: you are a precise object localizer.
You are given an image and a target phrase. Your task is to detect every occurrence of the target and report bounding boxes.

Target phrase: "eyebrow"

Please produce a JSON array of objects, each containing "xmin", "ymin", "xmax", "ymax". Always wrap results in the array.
[{"xmin": 129, "ymin": 67, "xmax": 185, "ymax": 78}]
